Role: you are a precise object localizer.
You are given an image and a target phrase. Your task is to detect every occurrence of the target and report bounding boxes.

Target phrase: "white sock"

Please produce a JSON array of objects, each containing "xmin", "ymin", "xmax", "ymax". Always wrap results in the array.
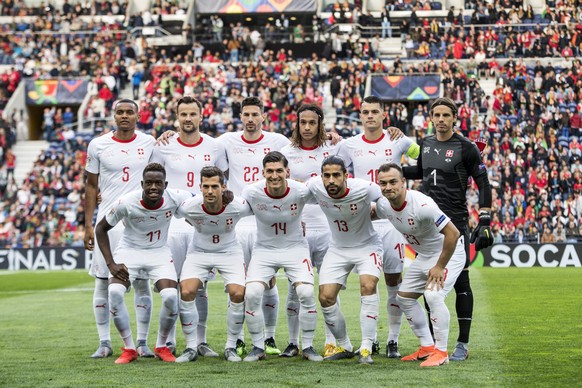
[
  {"xmin": 286, "ymin": 282, "xmax": 300, "ymax": 345},
  {"xmin": 321, "ymin": 303, "xmax": 352, "ymax": 351},
  {"xmin": 397, "ymin": 295, "xmax": 433, "ymax": 347},
  {"xmin": 296, "ymin": 284, "xmax": 317, "ymax": 349},
  {"xmin": 386, "ymin": 284, "xmax": 402, "ymax": 343},
  {"xmin": 226, "ymin": 301, "xmax": 245, "ymax": 349},
  {"xmin": 109, "ymin": 283, "xmax": 134, "ymax": 349},
  {"xmin": 196, "ymin": 288, "xmax": 208, "ymax": 345},
  {"xmin": 156, "ymin": 288, "xmax": 178, "ymax": 348},
  {"xmin": 179, "ymin": 299, "xmax": 198, "ymax": 349},
  {"xmin": 262, "ymin": 285, "xmax": 279, "ymax": 340},
  {"xmin": 424, "ymin": 289, "xmax": 450, "ymax": 352},
  {"xmin": 360, "ymin": 294, "xmax": 379, "ymax": 352},
  {"xmin": 93, "ymin": 278, "xmax": 110, "ymax": 342},
  {"xmin": 324, "ymin": 295, "xmax": 338, "ymax": 345},
  {"xmin": 167, "ymin": 322, "xmax": 176, "ymax": 346},
  {"xmin": 132, "ymin": 278, "xmax": 152, "ymax": 342},
  {"xmin": 245, "ymin": 282, "xmax": 265, "ymax": 348}
]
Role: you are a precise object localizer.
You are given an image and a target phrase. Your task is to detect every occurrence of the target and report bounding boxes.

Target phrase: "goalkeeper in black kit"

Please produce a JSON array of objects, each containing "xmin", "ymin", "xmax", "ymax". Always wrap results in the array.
[{"xmin": 403, "ymin": 97, "xmax": 492, "ymax": 362}]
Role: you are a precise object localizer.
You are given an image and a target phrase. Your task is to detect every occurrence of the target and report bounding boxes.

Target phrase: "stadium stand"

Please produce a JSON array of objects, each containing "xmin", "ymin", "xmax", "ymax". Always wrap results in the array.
[{"xmin": 1, "ymin": 0, "xmax": 582, "ymax": 246}]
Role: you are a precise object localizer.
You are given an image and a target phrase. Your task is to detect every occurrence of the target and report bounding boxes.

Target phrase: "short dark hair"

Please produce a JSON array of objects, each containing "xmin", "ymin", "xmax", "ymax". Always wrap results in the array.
[
  {"xmin": 321, "ymin": 155, "xmax": 347, "ymax": 174},
  {"xmin": 176, "ymin": 95, "xmax": 202, "ymax": 114},
  {"xmin": 114, "ymin": 99, "xmax": 139, "ymax": 112},
  {"xmin": 263, "ymin": 151, "xmax": 288, "ymax": 168},
  {"xmin": 378, "ymin": 163, "xmax": 403, "ymax": 177},
  {"xmin": 143, "ymin": 162, "xmax": 166, "ymax": 178},
  {"xmin": 292, "ymin": 104, "xmax": 326, "ymax": 148},
  {"xmin": 362, "ymin": 95, "xmax": 384, "ymax": 110},
  {"xmin": 429, "ymin": 97, "xmax": 458, "ymax": 117},
  {"xmin": 200, "ymin": 166, "xmax": 225, "ymax": 185},
  {"xmin": 241, "ymin": 96, "xmax": 264, "ymax": 112}
]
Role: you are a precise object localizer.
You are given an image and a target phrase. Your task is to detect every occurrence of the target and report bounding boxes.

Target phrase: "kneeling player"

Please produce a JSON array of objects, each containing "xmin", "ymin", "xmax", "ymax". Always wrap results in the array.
[
  {"xmin": 95, "ymin": 163, "xmax": 191, "ymax": 364},
  {"xmin": 174, "ymin": 166, "xmax": 251, "ymax": 362},
  {"xmin": 376, "ymin": 163, "xmax": 465, "ymax": 367}
]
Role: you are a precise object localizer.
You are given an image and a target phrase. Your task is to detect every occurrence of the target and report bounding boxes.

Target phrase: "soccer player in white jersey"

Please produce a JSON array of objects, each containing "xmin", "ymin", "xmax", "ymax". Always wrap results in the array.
[
  {"xmin": 280, "ymin": 104, "xmax": 337, "ymax": 358},
  {"xmin": 335, "ymin": 95, "xmax": 420, "ymax": 358},
  {"xmin": 306, "ymin": 156, "xmax": 383, "ymax": 364},
  {"xmin": 375, "ymin": 163, "xmax": 465, "ymax": 367},
  {"xmin": 151, "ymin": 96, "xmax": 227, "ymax": 358},
  {"xmin": 174, "ymin": 166, "xmax": 251, "ymax": 362},
  {"xmin": 84, "ymin": 99, "xmax": 156, "ymax": 359},
  {"xmin": 218, "ymin": 96, "xmax": 290, "ymax": 355},
  {"xmin": 95, "ymin": 163, "xmax": 192, "ymax": 364},
  {"xmin": 241, "ymin": 152, "xmax": 322, "ymax": 363}
]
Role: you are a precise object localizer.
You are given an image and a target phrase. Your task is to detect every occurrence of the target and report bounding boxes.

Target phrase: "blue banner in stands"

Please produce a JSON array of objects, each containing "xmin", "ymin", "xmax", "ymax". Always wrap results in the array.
[
  {"xmin": 371, "ymin": 75, "xmax": 441, "ymax": 101},
  {"xmin": 25, "ymin": 79, "xmax": 89, "ymax": 105},
  {"xmin": 196, "ymin": 0, "xmax": 316, "ymax": 13},
  {"xmin": 0, "ymin": 247, "xmax": 91, "ymax": 270}
]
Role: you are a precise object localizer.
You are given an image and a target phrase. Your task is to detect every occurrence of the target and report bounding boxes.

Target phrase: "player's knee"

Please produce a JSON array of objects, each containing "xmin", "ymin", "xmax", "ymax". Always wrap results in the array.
[
  {"xmin": 295, "ymin": 284, "xmax": 315, "ymax": 303},
  {"xmin": 229, "ymin": 286, "xmax": 245, "ymax": 304},
  {"xmin": 244, "ymin": 282, "xmax": 265, "ymax": 306},
  {"xmin": 109, "ymin": 283, "xmax": 126, "ymax": 309},
  {"xmin": 318, "ymin": 291, "xmax": 336, "ymax": 308},
  {"xmin": 160, "ymin": 288, "xmax": 178, "ymax": 311},
  {"xmin": 384, "ymin": 272, "xmax": 402, "ymax": 287},
  {"xmin": 424, "ymin": 289, "xmax": 445, "ymax": 309},
  {"xmin": 179, "ymin": 285, "xmax": 197, "ymax": 301},
  {"xmin": 396, "ymin": 294, "xmax": 417, "ymax": 310}
]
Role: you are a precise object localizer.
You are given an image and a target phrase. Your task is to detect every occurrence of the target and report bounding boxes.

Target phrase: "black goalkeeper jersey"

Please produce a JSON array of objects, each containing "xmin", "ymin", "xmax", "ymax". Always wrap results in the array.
[{"xmin": 416, "ymin": 133, "xmax": 487, "ymax": 230}]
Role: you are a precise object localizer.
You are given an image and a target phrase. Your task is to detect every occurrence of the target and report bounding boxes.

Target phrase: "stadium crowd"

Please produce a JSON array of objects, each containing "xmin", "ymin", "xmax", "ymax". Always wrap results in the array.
[{"xmin": 1, "ymin": 0, "xmax": 582, "ymax": 247}]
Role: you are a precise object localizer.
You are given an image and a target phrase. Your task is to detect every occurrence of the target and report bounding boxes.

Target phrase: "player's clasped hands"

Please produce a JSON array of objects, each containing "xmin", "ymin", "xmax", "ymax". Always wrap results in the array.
[{"xmin": 426, "ymin": 265, "xmax": 445, "ymax": 291}]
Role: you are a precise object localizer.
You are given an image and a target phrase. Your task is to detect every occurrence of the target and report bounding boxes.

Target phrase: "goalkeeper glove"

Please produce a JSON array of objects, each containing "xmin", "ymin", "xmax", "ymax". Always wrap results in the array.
[{"xmin": 470, "ymin": 211, "xmax": 493, "ymax": 251}]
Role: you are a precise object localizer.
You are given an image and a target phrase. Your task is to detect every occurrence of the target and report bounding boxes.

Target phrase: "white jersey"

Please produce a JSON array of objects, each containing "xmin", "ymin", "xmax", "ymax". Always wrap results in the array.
[
  {"xmin": 335, "ymin": 130, "xmax": 413, "ymax": 184},
  {"xmin": 150, "ymin": 134, "xmax": 228, "ymax": 194},
  {"xmin": 281, "ymin": 142, "xmax": 335, "ymax": 230},
  {"xmin": 306, "ymin": 177, "xmax": 381, "ymax": 249},
  {"xmin": 175, "ymin": 195, "xmax": 252, "ymax": 252},
  {"xmin": 376, "ymin": 190, "xmax": 451, "ymax": 257},
  {"xmin": 105, "ymin": 188, "xmax": 192, "ymax": 250},
  {"xmin": 242, "ymin": 179, "xmax": 311, "ymax": 249},
  {"xmin": 86, "ymin": 131, "xmax": 155, "ymax": 219},
  {"xmin": 218, "ymin": 131, "xmax": 290, "ymax": 195}
]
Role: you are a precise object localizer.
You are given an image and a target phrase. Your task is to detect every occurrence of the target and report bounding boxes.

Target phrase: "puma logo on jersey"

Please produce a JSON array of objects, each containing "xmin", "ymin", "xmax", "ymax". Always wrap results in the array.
[
  {"xmin": 333, "ymin": 204, "xmax": 342, "ymax": 210},
  {"xmin": 188, "ymin": 154, "xmax": 196, "ymax": 160},
  {"xmin": 395, "ymin": 217, "xmax": 402, "ymax": 223},
  {"xmin": 308, "ymin": 155, "xmax": 317, "ymax": 161},
  {"xmin": 248, "ymin": 148, "xmax": 256, "ymax": 154},
  {"xmin": 273, "ymin": 205, "xmax": 282, "ymax": 211},
  {"xmin": 149, "ymin": 216, "xmax": 158, "ymax": 221},
  {"xmin": 120, "ymin": 149, "xmax": 129, "ymax": 155},
  {"xmin": 368, "ymin": 150, "xmax": 378, "ymax": 156},
  {"xmin": 209, "ymin": 220, "xmax": 218, "ymax": 225},
  {"xmin": 434, "ymin": 148, "xmax": 441, "ymax": 155}
]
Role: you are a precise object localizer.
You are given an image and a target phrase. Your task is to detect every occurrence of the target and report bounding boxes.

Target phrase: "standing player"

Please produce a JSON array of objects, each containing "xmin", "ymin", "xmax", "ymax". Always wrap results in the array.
[
  {"xmin": 241, "ymin": 152, "xmax": 322, "ymax": 362},
  {"xmin": 306, "ymin": 156, "xmax": 383, "ymax": 364},
  {"xmin": 335, "ymin": 95, "xmax": 420, "ymax": 358},
  {"xmin": 174, "ymin": 167, "xmax": 251, "ymax": 362},
  {"xmin": 218, "ymin": 96, "xmax": 290, "ymax": 355},
  {"xmin": 84, "ymin": 99, "xmax": 156, "ymax": 358},
  {"xmin": 95, "ymin": 163, "xmax": 191, "ymax": 364},
  {"xmin": 151, "ymin": 96, "xmax": 228, "ymax": 358},
  {"xmin": 403, "ymin": 97, "xmax": 493, "ymax": 361},
  {"xmin": 280, "ymin": 104, "xmax": 337, "ymax": 357},
  {"xmin": 375, "ymin": 163, "xmax": 464, "ymax": 367}
]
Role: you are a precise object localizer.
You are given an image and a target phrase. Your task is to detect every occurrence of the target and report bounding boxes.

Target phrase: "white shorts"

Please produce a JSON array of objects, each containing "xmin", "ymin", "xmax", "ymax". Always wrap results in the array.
[
  {"xmin": 319, "ymin": 243, "xmax": 383, "ymax": 287},
  {"xmin": 89, "ymin": 222, "xmax": 124, "ymax": 279},
  {"xmin": 235, "ymin": 216, "xmax": 257, "ymax": 266},
  {"xmin": 374, "ymin": 220, "xmax": 406, "ymax": 274},
  {"xmin": 110, "ymin": 246, "xmax": 177, "ymax": 284},
  {"xmin": 305, "ymin": 227, "xmax": 331, "ymax": 271},
  {"xmin": 168, "ymin": 230, "xmax": 193, "ymax": 279},
  {"xmin": 399, "ymin": 236, "xmax": 466, "ymax": 295},
  {"xmin": 246, "ymin": 244, "xmax": 314, "ymax": 285},
  {"xmin": 181, "ymin": 246, "xmax": 246, "ymax": 287}
]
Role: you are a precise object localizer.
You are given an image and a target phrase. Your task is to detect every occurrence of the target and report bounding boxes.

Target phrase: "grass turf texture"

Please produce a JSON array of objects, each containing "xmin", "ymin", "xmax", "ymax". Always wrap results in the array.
[{"xmin": 0, "ymin": 268, "xmax": 580, "ymax": 387}]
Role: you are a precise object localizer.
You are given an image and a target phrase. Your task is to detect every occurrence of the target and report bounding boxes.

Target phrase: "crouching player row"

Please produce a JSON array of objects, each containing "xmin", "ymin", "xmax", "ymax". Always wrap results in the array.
[{"xmin": 95, "ymin": 164, "xmax": 250, "ymax": 364}]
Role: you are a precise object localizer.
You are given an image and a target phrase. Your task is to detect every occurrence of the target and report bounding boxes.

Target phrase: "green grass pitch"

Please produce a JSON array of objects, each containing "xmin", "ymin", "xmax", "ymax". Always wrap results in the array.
[{"xmin": 0, "ymin": 268, "xmax": 580, "ymax": 387}]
